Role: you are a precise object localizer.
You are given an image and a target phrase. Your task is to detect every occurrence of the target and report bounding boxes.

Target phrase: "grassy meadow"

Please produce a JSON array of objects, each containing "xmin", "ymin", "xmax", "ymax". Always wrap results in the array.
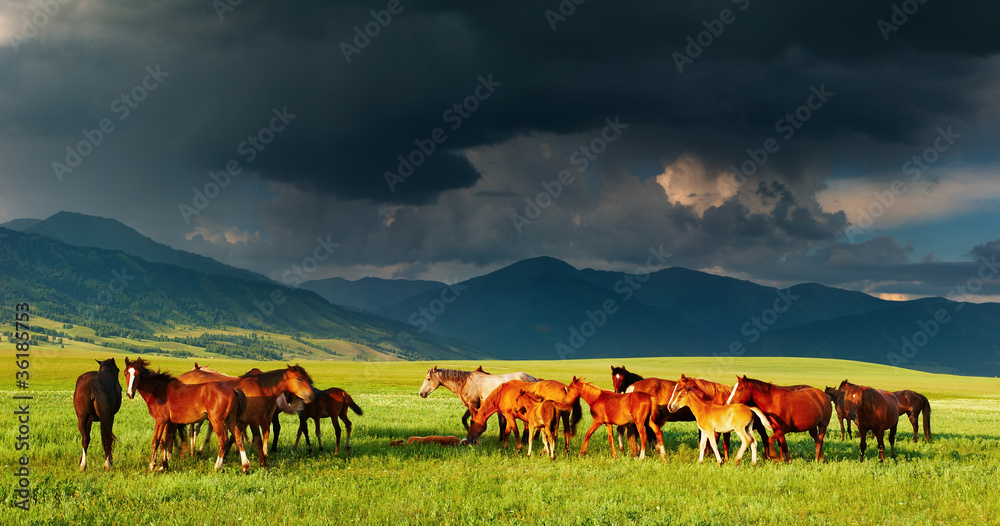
[{"xmin": 2, "ymin": 347, "xmax": 1000, "ymax": 525}]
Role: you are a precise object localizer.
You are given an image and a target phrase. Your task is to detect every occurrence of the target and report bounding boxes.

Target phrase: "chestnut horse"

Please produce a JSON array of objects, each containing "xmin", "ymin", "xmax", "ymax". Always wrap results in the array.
[
  {"xmin": 514, "ymin": 390, "xmax": 564, "ymax": 460},
  {"xmin": 294, "ymin": 387, "xmax": 363, "ymax": 455},
  {"xmin": 179, "ymin": 364, "xmax": 316, "ymax": 465},
  {"xmin": 610, "ymin": 366, "xmax": 695, "ymax": 454},
  {"xmin": 465, "ymin": 379, "xmax": 581, "ymax": 451},
  {"xmin": 124, "ymin": 358, "xmax": 251, "ymax": 473},
  {"xmin": 73, "ymin": 358, "xmax": 122, "ymax": 471},
  {"xmin": 840, "ymin": 380, "xmax": 931, "ymax": 443},
  {"xmin": 727, "ymin": 375, "xmax": 832, "ymax": 462},
  {"xmin": 667, "ymin": 383, "xmax": 772, "ymax": 465},
  {"xmin": 842, "ymin": 384, "xmax": 898, "ymax": 462},
  {"xmin": 569, "ymin": 377, "xmax": 666, "ymax": 460},
  {"xmin": 824, "ymin": 387, "xmax": 853, "ymax": 440}
]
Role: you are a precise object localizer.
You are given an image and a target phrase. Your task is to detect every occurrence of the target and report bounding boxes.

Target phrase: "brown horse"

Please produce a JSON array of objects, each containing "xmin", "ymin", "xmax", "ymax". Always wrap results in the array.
[
  {"xmin": 124, "ymin": 358, "xmax": 251, "ymax": 473},
  {"xmin": 418, "ymin": 365, "xmax": 537, "ymax": 434},
  {"xmin": 610, "ymin": 366, "xmax": 695, "ymax": 455},
  {"xmin": 824, "ymin": 387, "xmax": 853, "ymax": 440},
  {"xmin": 842, "ymin": 384, "xmax": 898, "ymax": 461},
  {"xmin": 294, "ymin": 387, "xmax": 363, "ymax": 455},
  {"xmin": 73, "ymin": 358, "xmax": 123, "ymax": 471},
  {"xmin": 465, "ymin": 379, "xmax": 581, "ymax": 451},
  {"xmin": 514, "ymin": 390, "xmax": 564, "ymax": 460},
  {"xmin": 569, "ymin": 377, "xmax": 666, "ymax": 460},
  {"xmin": 727, "ymin": 375, "xmax": 832, "ymax": 462},
  {"xmin": 839, "ymin": 380, "xmax": 932, "ymax": 443},
  {"xmin": 667, "ymin": 383, "xmax": 772, "ymax": 465}
]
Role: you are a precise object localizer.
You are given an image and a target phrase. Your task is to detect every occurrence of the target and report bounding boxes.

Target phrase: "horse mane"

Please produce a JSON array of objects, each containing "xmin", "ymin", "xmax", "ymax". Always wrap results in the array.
[
  {"xmin": 194, "ymin": 364, "xmax": 232, "ymax": 376},
  {"xmin": 572, "ymin": 379, "xmax": 602, "ymax": 398},
  {"xmin": 434, "ymin": 368, "xmax": 475, "ymax": 384},
  {"xmin": 477, "ymin": 387, "xmax": 503, "ymax": 418},
  {"xmin": 740, "ymin": 376, "xmax": 773, "ymax": 395},
  {"xmin": 689, "ymin": 377, "xmax": 731, "ymax": 398},
  {"xmin": 241, "ymin": 368, "xmax": 285, "ymax": 388},
  {"xmin": 135, "ymin": 358, "xmax": 175, "ymax": 383},
  {"xmin": 859, "ymin": 387, "xmax": 879, "ymax": 413},
  {"xmin": 838, "ymin": 379, "xmax": 857, "ymax": 391}
]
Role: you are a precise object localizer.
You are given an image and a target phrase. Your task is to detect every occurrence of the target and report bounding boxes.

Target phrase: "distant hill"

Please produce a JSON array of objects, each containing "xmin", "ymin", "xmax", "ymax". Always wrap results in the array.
[
  {"xmin": 302, "ymin": 276, "xmax": 444, "ymax": 311},
  {"xmin": 17, "ymin": 211, "xmax": 271, "ymax": 284},
  {"xmin": 372, "ymin": 256, "xmax": 1000, "ymax": 376},
  {"xmin": 0, "ymin": 218, "xmax": 42, "ymax": 231},
  {"xmin": 0, "ymin": 228, "xmax": 487, "ymax": 362}
]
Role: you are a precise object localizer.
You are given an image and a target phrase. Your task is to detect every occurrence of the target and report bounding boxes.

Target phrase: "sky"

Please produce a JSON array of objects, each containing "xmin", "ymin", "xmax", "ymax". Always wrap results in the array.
[{"xmin": 1, "ymin": 1, "xmax": 999, "ymax": 302}]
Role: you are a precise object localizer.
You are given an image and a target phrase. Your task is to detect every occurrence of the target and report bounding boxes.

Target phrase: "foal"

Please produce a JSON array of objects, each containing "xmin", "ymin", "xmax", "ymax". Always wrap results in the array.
[
  {"xmin": 668, "ymin": 383, "xmax": 772, "ymax": 465},
  {"xmin": 294, "ymin": 387, "xmax": 363, "ymax": 455},
  {"xmin": 513, "ymin": 390, "xmax": 565, "ymax": 460}
]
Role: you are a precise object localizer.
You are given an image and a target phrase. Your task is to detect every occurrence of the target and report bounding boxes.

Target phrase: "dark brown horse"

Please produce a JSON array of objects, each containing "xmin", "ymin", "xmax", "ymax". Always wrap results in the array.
[
  {"xmin": 842, "ymin": 384, "xmax": 898, "ymax": 462},
  {"xmin": 824, "ymin": 386, "xmax": 853, "ymax": 440},
  {"xmin": 727, "ymin": 375, "xmax": 832, "ymax": 462},
  {"xmin": 465, "ymin": 379, "xmax": 581, "ymax": 451},
  {"xmin": 839, "ymin": 380, "xmax": 932, "ymax": 443},
  {"xmin": 73, "ymin": 358, "xmax": 122, "ymax": 471},
  {"xmin": 294, "ymin": 387, "xmax": 363, "ymax": 455},
  {"xmin": 124, "ymin": 358, "xmax": 251, "ymax": 473},
  {"xmin": 569, "ymin": 377, "xmax": 666, "ymax": 460}
]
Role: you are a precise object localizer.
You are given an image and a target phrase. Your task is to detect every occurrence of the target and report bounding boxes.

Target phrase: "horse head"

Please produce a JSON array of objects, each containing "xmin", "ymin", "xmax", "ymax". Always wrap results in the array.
[
  {"xmin": 418, "ymin": 366, "xmax": 441, "ymax": 398},
  {"xmin": 284, "ymin": 364, "xmax": 316, "ymax": 403},
  {"xmin": 123, "ymin": 357, "xmax": 149, "ymax": 400},
  {"xmin": 842, "ymin": 385, "xmax": 865, "ymax": 422},
  {"xmin": 96, "ymin": 358, "xmax": 118, "ymax": 373},
  {"xmin": 726, "ymin": 375, "xmax": 752, "ymax": 405},
  {"xmin": 611, "ymin": 366, "xmax": 629, "ymax": 393}
]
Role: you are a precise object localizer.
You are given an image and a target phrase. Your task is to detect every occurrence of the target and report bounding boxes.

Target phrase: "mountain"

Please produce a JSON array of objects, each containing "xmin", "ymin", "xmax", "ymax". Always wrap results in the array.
[
  {"xmin": 19, "ymin": 211, "xmax": 271, "ymax": 283},
  {"xmin": 0, "ymin": 227, "xmax": 487, "ymax": 362},
  {"xmin": 0, "ymin": 218, "xmax": 42, "ymax": 231},
  {"xmin": 302, "ymin": 276, "xmax": 444, "ymax": 311},
  {"xmin": 373, "ymin": 256, "xmax": 999, "ymax": 376}
]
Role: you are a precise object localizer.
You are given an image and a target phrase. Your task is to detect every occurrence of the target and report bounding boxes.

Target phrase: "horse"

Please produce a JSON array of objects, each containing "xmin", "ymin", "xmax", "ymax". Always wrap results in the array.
[
  {"xmin": 839, "ymin": 380, "xmax": 931, "ymax": 443},
  {"xmin": 73, "ymin": 358, "xmax": 123, "ymax": 471},
  {"xmin": 465, "ymin": 379, "xmax": 581, "ymax": 451},
  {"xmin": 569, "ymin": 377, "xmax": 666, "ymax": 460},
  {"xmin": 178, "ymin": 364, "xmax": 315, "ymax": 465},
  {"xmin": 667, "ymin": 382, "xmax": 772, "ymax": 465},
  {"xmin": 610, "ymin": 366, "xmax": 695, "ymax": 455},
  {"xmin": 892, "ymin": 390, "xmax": 932, "ymax": 443},
  {"xmin": 175, "ymin": 363, "xmax": 238, "ymax": 455},
  {"xmin": 124, "ymin": 357, "xmax": 251, "ymax": 473},
  {"xmin": 294, "ymin": 387, "xmax": 363, "ymax": 455},
  {"xmin": 419, "ymin": 365, "xmax": 538, "ymax": 437},
  {"xmin": 842, "ymin": 384, "xmax": 898, "ymax": 462},
  {"xmin": 824, "ymin": 387, "xmax": 853, "ymax": 440},
  {"xmin": 514, "ymin": 390, "xmax": 564, "ymax": 460},
  {"xmin": 727, "ymin": 375, "xmax": 832, "ymax": 462}
]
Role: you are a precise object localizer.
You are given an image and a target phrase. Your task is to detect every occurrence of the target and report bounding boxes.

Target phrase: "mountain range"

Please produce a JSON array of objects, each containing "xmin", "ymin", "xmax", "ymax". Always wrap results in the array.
[{"xmin": 3, "ymin": 212, "xmax": 998, "ymax": 376}]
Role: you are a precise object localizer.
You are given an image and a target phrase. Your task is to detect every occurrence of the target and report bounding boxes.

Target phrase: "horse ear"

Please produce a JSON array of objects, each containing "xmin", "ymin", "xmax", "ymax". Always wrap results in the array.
[
  {"xmin": 680, "ymin": 373, "xmax": 687, "ymax": 380},
  {"xmin": 432, "ymin": 365, "xmax": 438, "ymax": 372}
]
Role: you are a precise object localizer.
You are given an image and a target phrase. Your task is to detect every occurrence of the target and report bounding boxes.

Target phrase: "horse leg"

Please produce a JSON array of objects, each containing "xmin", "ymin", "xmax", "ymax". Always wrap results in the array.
[
  {"xmin": 149, "ymin": 421, "xmax": 163, "ymax": 472},
  {"xmin": 649, "ymin": 413, "xmax": 666, "ymax": 460},
  {"xmin": 697, "ymin": 429, "xmax": 709, "ymax": 464},
  {"xmin": 707, "ymin": 429, "xmax": 723, "ymax": 466},
  {"xmin": 635, "ymin": 417, "xmax": 649, "ymax": 461},
  {"xmin": 315, "ymin": 417, "xmax": 323, "ymax": 452},
  {"xmin": 753, "ymin": 418, "xmax": 774, "ymax": 460},
  {"xmin": 889, "ymin": 424, "xmax": 897, "ymax": 459},
  {"xmin": 606, "ymin": 424, "xmax": 618, "ymax": 459},
  {"xmin": 908, "ymin": 413, "xmax": 919, "ymax": 443},
  {"xmin": 858, "ymin": 426, "xmax": 868, "ymax": 462},
  {"xmin": 462, "ymin": 409, "xmax": 472, "ymax": 431},
  {"xmin": 579, "ymin": 421, "xmax": 602, "ymax": 458},
  {"xmin": 847, "ymin": 418, "xmax": 853, "ymax": 440},
  {"xmin": 342, "ymin": 414, "xmax": 353, "ymax": 453},
  {"xmin": 746, "ymin": 422, "xmax": 759, "ymax": 464},
  {"xmin": 331, "ymin": 416, "xmax": 342, "ymax": 455},
  {"xmin": 626, "ymin": 424, "xmax": 639, "ymax": 457},
  {"xmin": 875, "ymin": 430, "xmax": 886, "ymax": 462},
  {"xmin": 733, "ymin": 427, "xmax": 750, "ymax": 466},
  {"xmin": 526, "ymin": 424, "xmax": 535, "ymax": 458},
  {"xmin": 250, "ymin": 425, "xmax": 265, "ymax": 467},
  {"xmin": 722, "ymin": 432, "xmax": 731, "ymax": 462},
  {"xmin": 271, "ymin": 410, "xmax": 282, "ymax": 453},
  {"xmin": 78, "ymin": 418, "xmax": 92, "ymax": 472},
  {"xmin": 767, "ymin": 429, "xmax": 788, "ymax": 463},
  {"xmin": 839, "ymin": 417, "xmax": 846, "ymax": 440},
  {"xmin": 100, "ymin": 415, "xmax": 116, "ymax": 470}
]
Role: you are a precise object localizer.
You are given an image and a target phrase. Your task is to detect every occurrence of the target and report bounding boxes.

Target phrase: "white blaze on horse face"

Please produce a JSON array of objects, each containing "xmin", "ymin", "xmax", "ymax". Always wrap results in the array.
[
  {"xmin": 667, "ymin": 383, "xmax": 680, "ymax": 411},
  {"xmin": 725, "ymin": 382, "xmax": 739, "ymax": 405},
  {"xmin": 125, "ymin": 367, "xmax": 137, "ymax": 398}
]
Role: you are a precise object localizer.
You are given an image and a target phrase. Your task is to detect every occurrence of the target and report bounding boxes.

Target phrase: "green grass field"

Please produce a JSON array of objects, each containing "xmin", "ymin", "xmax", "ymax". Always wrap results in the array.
[{"xmin": 2, "ymin": 350, "xmax": 999, "ymax": 525}]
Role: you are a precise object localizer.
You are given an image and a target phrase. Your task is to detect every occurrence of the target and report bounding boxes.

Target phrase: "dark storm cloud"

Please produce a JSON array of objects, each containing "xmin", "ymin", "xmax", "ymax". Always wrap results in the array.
[{"xmin": 5, "ymin": 0, "xmax": 1000, "ymax": 205}]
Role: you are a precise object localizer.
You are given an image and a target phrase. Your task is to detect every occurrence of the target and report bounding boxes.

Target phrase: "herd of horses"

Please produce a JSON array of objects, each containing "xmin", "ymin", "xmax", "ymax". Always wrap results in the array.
[{"xmin": 73, "ymin": 358, "xmax": 932, "ymax": 473}]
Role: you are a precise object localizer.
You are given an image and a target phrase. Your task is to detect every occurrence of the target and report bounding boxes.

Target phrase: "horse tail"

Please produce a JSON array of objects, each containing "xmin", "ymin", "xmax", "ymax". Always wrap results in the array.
[
  {"xmin": 234, "ymin": 388, "xmax": 248, "ymax": 421},
  {"xmin": 567, "ymin": 396, "xmax": 582, "ymax": 437},
  {"xmin": 749, "ymin": 407, "xmax": 773, "ymax": 433},
  {"xmin": 347, "ymin": 394, "xmax": 363, "ymax": 416},
  {"xmin": 921, "ymin": 394, "xmax": 932, "ymax": 442}
]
